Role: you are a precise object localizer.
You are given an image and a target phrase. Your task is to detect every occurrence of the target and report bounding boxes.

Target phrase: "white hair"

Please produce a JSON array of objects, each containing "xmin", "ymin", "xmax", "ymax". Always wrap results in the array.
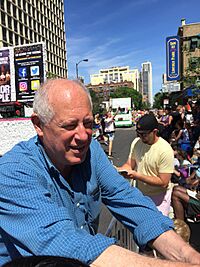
[{"xmin": 33, "ymin": 79, "xmax": 93, "ymax": 125}]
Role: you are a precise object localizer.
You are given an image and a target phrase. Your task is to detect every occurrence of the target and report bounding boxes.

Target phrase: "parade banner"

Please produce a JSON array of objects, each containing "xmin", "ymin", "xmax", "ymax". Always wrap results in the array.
[
  {"xmin": 166, "ymin": 36, "xmax": 180, "ymax": 81},
  {"xmin": 0, "ymin": 49, "xmax": 11, "ymax": 102},
  {"xmin": 14, "ymin": 43, "xmax": 46, "ymax": 102}
]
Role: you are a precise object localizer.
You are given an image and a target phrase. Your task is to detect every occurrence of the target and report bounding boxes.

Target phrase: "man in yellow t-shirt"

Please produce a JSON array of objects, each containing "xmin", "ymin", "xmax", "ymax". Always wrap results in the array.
[{"xmin": 118, "ymin": 113, "xmax": 174, "ymax": 215}]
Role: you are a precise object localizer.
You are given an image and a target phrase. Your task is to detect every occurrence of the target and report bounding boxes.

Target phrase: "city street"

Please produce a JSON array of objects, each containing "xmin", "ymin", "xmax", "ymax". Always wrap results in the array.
[{"xmin": 98, "ymin": 126, "xmax": 137, "ymax": 234}]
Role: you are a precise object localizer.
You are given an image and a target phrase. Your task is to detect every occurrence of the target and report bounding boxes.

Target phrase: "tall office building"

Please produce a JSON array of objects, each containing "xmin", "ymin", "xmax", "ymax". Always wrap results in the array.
[
  {"xmin": 141, "ymin": 61, "xmax": 152, "ymax": 106},
  {"xmin": 0, "ymin": 0, "xmax": 67, "ymax": 77}
]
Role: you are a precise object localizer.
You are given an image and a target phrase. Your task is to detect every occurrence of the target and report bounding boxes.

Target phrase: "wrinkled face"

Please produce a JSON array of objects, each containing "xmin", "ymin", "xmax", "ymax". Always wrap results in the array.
[{"xmin": 39, "ymin": 83, "xmax": 93, "ymax": 172}]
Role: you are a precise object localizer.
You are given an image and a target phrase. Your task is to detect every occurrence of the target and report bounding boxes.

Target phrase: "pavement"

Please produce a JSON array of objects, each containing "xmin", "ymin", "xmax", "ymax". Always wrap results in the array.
[{"xmin": 98, "ymin": 126, "xmax": 136, "ymax": 234}]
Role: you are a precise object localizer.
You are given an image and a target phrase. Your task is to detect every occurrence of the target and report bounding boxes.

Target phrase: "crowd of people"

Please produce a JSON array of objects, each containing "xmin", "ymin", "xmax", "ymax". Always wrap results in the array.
[
  {"xmin": 0, "ymin": 79, "xmax": 200, "ymax": 267},
  {"xmin": 118, "ymin": 102, "xmax": 200, "ymax": 252},
  {"xmin": 93, "ymin": 100, "xmax": 200, "ymax": 253}
]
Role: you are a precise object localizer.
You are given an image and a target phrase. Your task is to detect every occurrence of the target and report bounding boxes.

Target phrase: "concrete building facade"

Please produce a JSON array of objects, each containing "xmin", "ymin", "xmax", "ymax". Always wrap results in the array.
[
  {"xmin": 90, "ymin": 66, "xmax": 140, "ymax": 91},
  {"xmin": 141, "ymin": 61, "xmax": 152, "ymax": 105},
  {"xmin": 0, "ymin": 0, "xmax": 67, "ymax": 77},
  {"xmin": 178, "ymin": 19, "xmax": 200, "ymax": 88},
  {"xmin": 87, "ymin": 80, "xmax": 135, "ymax": 101}
]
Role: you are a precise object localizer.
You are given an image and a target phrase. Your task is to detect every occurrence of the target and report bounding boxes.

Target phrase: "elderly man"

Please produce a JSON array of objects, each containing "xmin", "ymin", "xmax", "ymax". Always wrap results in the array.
[
  {"xmin": 118, "ymin": 113, "xmax": 174, "ymax": 216},
  {"xmin": 0, "ymin": 79, "xmax": 200, "ymax": 267}
]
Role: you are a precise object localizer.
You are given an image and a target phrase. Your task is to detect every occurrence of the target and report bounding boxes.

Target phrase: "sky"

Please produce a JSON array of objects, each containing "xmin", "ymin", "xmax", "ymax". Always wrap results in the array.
[{"xmin": 64, "ymin": 0, "xmax": 200, "ymax": 96}]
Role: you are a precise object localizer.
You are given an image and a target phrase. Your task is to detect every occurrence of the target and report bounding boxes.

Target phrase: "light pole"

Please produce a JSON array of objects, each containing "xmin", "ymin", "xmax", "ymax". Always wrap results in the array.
[{"xmin": 76, "ymin": 59, "xmax": 88, "ymax": 79}]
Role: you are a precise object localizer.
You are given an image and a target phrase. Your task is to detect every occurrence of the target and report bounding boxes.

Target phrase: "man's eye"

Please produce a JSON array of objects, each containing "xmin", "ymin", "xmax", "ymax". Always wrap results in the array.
[
  {"xmin": 61, "ymin": 124, "xmax": 77, "ymax": 130},
  {"xmin": 84, "ymin": 121, "xmax": 93, "ymax": 128}
]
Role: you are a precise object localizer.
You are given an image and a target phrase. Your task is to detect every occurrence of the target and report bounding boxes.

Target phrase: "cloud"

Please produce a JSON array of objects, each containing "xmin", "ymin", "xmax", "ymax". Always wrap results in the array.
[{"xmin": 67, "ymin": 35, "xmax": 148, "ymax": 80}]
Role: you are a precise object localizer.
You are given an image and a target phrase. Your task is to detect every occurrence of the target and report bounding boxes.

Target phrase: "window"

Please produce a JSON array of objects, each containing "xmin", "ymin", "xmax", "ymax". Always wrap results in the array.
[
  {"xmin": 1, "ymin": 0, "xmax": 5, "ymax": 10},
  {"xmin": 25, "ymin": 26, "xmax": 28, "ymax": 37},
  {"xmin": 34, "ymin": 32, "xmax": 37, "ymax": 42},
  {"xmin": 33, "ymin": 21, "xmax": 36, "ymax": 31},
  {"xmin": 19, "ymin": 23, "xmax": 23, "ymax": 35},
  {"xmin": 13, "ymin": 5, "xmax": 17, "ymax": 18},
  {"xmin": 29, "ymin": 16, "xmax": 32, "ymax": 27},
  {"xmin": 190, "ymin": 37, "xmax": 199, "ymax": 52},
  {"xmin": 8, "ymin": 16, "xmax": 12, "ymax": 29},
  {"xmin": 18, "ymin": 9, "xmax": 22, "ymax": 21},
  {"xmin": 15, "ymin": 34, "xmax": 19, "ymax": 45},
  {"xmin": 9, "ymin": 31, "xmax": 13, "ymax": 45},
  {"xmin": 14, "ymin": 19, "xmax": 18, "ymax": 32},
  {"xmin": 189, "ymin": 57, "xmax": 200, "ymax": 70},
  {"xmin": 27, "ymin": 3, "xmax": 31, "ymax": 13},
  {"xmin": 2, "ymin": 27, "xmax": 7, "ymax": 42},
  {"xmin": 29, "ymin": 29, "xmax": 33, "ymax": 40},
  {"xmin": 7, "ymin": 2, "xmax": 11, "ymax": 14},
  {"xmin": 1, "ymin": 13, "xmax": 6, "ymax": 25},
  {"xmin": 20, "ymin": 36, "xmax": 24, "ymax": 44},
  {"xmin": 18, "ymin": 0, "xmax": 22, "ymax": 8},
  {"xmin": 24, "ymin": 13, "xmax": 27, "ymax": 25}
]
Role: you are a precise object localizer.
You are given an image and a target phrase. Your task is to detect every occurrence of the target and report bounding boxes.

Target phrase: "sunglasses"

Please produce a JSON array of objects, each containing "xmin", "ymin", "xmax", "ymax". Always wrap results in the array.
[{"xmin": 136, "ymin": 129, "xmax": 153, "ymax": 136}]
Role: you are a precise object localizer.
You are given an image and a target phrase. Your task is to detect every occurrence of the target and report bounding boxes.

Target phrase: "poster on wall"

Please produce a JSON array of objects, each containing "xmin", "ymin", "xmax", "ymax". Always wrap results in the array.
[
  {"xmin": 14, "ymin": 42, "xmax": 46, "ymax": 102},
  {"xmin": 0, "ymin": 49, "xmax": 11, "ymax": 102}
]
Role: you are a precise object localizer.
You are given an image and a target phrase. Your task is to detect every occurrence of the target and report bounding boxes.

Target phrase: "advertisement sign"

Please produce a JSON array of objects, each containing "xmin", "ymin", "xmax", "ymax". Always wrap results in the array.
[
  {"xmin": 14, "ymin": 43, "xmax": 46, "ymax": 102},
  {"xmin": 0, "ymin": 49, "xmax": 11, "ymax": 102},
  {"xmin": 166, "ymin": 36, "xmax": 180, "ymax": 81}
]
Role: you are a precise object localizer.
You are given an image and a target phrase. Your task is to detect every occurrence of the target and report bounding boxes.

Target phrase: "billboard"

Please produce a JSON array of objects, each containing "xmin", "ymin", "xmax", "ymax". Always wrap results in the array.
[
  {"xmin": 0, "ymin": 48, "xmax": 12, "ymax": 102},
  {"xmin": 14, "ymin": 43, "xmax": 46, "ymax": 102},
  {"xmin": 166, "ymin": 36, "xmax": 180, "ymax": 81}
]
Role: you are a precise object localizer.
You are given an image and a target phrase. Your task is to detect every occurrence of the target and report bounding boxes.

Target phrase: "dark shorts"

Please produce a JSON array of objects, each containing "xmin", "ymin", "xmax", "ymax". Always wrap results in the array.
[{"xmin": 187, "ymin": 197, "xmax": 200, "ymax": 220}]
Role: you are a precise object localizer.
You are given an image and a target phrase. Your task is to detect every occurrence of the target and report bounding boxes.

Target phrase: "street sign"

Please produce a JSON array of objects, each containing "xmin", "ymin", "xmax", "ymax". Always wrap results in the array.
[{"xmin": 166, "ymin": 36, "xmax": 180, "ymax": 81}]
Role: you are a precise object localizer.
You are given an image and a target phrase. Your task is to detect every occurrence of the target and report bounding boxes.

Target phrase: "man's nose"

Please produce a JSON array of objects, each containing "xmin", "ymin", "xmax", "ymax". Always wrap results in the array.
[{"xmin": 75, "ymin": 124, "xmax": 89, "ymax": 140}]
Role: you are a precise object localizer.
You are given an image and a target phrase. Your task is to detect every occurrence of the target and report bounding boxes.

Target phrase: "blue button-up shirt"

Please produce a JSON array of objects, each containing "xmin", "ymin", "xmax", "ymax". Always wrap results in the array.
[{"xmin": 0, "ymin": 137, "xmax": 173, "ymax": 266}]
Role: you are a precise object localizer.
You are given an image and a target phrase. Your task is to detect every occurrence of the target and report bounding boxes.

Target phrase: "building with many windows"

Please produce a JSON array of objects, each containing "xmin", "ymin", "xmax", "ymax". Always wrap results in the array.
[
  {"xmin": 0, "ymin": 0, "xmax": 67, "ymax": 77},
  {"xmin": 90, "ymin": 66, "xmax": 140, "ymax": 91},
  {"xmin": 141, "ymin": 61, "xmax": 152, "ymax": 105}
]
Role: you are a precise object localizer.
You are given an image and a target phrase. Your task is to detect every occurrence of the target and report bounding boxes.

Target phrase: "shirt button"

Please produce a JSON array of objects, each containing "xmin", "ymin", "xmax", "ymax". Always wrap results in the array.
[
  {"xmin": 76, "ymin": 203, "xmax": 80, "ymax": 207},
  {"xmin": 80, "ymin": 226, "xmax": 83, "ymax": 229}
]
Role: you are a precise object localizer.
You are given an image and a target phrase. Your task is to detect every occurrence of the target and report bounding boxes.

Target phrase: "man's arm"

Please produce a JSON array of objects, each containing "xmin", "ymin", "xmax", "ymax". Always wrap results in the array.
[
  {"xmin": 118, "ymin": 158, "xmax": 171, "ymax": 187},
  {"xmin": 126, "ymin": 171, "xmax": 171, "ymax": 188},
  {"xmin": 151, "ymin": 229, "xmax": 200, "ymax": 264},
  {"xmin": 91, "ymin": 242, "xmax": 200, "ymax": 267}
]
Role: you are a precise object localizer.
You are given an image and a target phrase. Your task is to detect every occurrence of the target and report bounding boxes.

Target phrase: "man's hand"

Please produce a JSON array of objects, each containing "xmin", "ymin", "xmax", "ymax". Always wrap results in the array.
[{"xmin": 116, "ymin": 166, "xmax": 136, "ymax": 179}]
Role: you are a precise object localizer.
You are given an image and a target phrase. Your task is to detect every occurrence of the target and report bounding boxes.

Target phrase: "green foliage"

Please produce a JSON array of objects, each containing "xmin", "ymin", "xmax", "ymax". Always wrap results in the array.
[
  {"xmin": 153, "ymin": 92, "xmax": 168, "ymax": 109},
  {"xmin": 46, "ymin": 72, "xmax": 59, "ymax": 78},
  {"xmin": 181, "ymin": 46, "xmax": 200, "ymax": 89},
  {"xmin": 141, "ymin": 101, "xmax": 151, "ymax": 110},
  {"xmin": 110, "ymin": 87, "xmax": 143, "ymax": 109},
  {"xmin": 89, "ymin": 90, "xmax": 104, "ymax": 114}
]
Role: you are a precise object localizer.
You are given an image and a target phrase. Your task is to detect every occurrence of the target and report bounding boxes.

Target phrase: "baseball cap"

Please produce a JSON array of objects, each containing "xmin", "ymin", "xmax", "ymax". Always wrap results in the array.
[{"xmin": 136, "ymin": 114, "xmax": 158, "ymax": 133}]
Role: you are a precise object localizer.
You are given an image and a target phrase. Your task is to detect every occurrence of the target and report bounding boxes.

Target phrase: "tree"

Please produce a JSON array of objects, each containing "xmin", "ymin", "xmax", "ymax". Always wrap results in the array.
[
  {"xmin": 110, "ymin": 87, "xmax": 143, "ymax": 110},
  {"xmin": 153, "ymin": 91, "xmax": 168, "ymax": 109},
  {"xmin": 89, "ymin": 89, "xmax": 104, "ymax": 114},
  {"xmin": 181, "ymin": 44, "xmax": 200, "ymax": 89}
]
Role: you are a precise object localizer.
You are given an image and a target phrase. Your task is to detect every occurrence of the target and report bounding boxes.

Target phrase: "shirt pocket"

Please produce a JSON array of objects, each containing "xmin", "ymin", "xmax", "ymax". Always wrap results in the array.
[{"xmin": 87, "ymin": 186, "xmax": 101, "ymax": 220}]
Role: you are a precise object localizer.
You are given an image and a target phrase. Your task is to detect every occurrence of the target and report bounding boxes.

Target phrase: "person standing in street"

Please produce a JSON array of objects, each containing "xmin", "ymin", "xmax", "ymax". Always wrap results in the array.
[
  {"xmin": 104, "ymin": 110, "xmax": 118, "ymax": 158},
  {"xmin": 117, "ymin": 113, "xmax": 174, "ymax": 216}
]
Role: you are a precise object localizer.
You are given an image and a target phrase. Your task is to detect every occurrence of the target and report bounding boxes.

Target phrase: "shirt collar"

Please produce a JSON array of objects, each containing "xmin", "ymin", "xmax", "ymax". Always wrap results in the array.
[{"xmin": 34, "ymin": 136, "xmax": 59, "ymax": 174}]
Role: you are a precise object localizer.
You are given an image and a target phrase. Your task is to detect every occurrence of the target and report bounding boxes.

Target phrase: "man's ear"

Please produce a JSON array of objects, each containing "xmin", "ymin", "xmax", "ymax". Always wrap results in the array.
[{"xmin": 31, "ymin": 113, "xmax": 44, "ymax": 138}]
